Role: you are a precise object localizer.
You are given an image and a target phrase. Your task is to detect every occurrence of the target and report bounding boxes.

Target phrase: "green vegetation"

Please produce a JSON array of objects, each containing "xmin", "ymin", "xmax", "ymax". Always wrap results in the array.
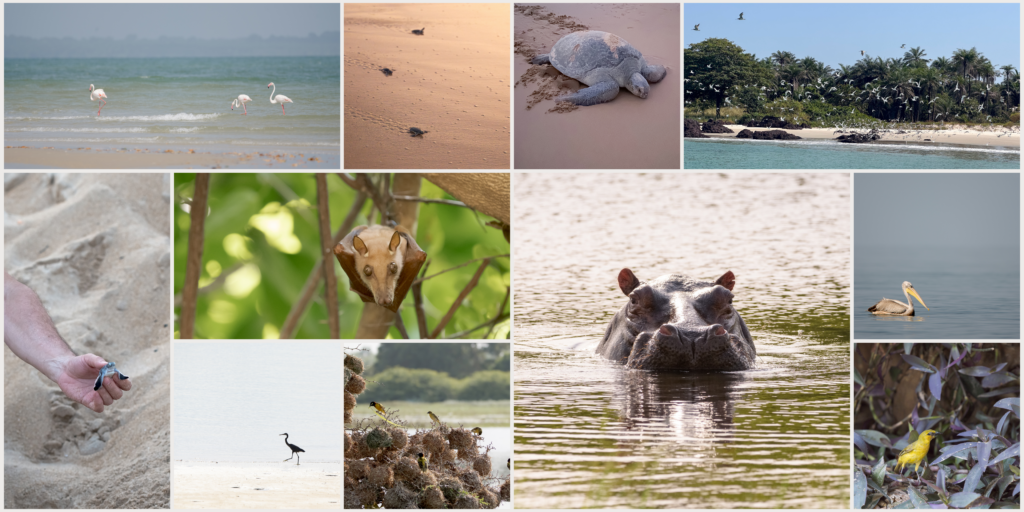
[
  {"xmin": 173, "ymin": 174, "xmax": 510, "ymax": 339},
  {"xmin": 351, "ymin": 400, "xmax": 510, "ymax": 429},
  {"xmin": 356, "ymin": 343, "xmax": 510, "ymax": 403},
  {"xmin": 686, "ymin": 38, "xmax": 1021, "ymax": 126}
]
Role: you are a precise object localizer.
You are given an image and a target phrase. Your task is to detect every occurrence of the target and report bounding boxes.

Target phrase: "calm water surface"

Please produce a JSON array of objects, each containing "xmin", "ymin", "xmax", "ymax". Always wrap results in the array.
[
  {"xmin": 174, "ymin": 342, "xmax": 342, "ymax": 463},
  {"xmin": 513, "ymin": 173, "xmax": 851, "ymax": 508},
  {"xmin": 855, "ymin": 246, "xmax": 1020, "ymax": 339},
  {"xmin": 684, "ymin": 138, "xmax": 1020, "ymax": 169}
]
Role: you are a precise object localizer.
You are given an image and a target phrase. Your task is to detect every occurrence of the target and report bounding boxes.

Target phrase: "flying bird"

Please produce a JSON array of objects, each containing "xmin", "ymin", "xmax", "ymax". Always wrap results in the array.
[
  {"xmin": 267, "ymin": 82, "xmax": 294, "ymax": 115},
  {"xmin": 901, "ymin": 44, "xmax": 906, "ymax": 48},
  {"xmin": 693, "ymin": 24, "xmax": 700, "ymax": 31},
  {"xmin": 738, "ymin": 12, "xmax": 744, "ymax": 20},
  {"xmin": 88, "ymin": 84, "xmax": 107, "ymax": 116}
]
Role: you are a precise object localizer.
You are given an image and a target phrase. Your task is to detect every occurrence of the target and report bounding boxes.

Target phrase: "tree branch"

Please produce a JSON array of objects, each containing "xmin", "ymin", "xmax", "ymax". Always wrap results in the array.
[
  {"xmin": 483, "ymin": 286, "xmax": 511, "ymax": 338},
  {"xmin": 414, "ymin": 254, "xmax": 508, "ymax": 285},
  {"xmin": 412, "ymin": 260, "xmax": 430, "ymax": 339},
  {"xmin": 315, "ymin": 174, "xmax": 339, "ymax": 339},
  {"xmin": 392, "ymin": 195, "xmax": 468, "ymax": 208},
  {"xmin": 180, "ymin": 173, "xmax": 210, "ymax": 339},
  {"xmin": 447, "ymin": 312, "xmax": 511, "ymax": 339},
  {"xmin": 429, "ymin": 258, "xmax": 490, "ymax": 339}
]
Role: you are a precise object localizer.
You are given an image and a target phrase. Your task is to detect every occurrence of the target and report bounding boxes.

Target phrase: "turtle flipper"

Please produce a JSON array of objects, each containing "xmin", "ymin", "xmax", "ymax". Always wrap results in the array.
[
  {"xmin": 531, "ymin": 54, "xmax": 551, "ymax": 65},
  {"xmin": 94, "ymin": 366, "xmax": 108, "ymax": 391},
  {"xmin": 558, "ymin": 80, "xmax": 620, "ymax": 106},
  {"xmin": 642, "ymin": 64, "xmax": 667, "ymax": 83}
]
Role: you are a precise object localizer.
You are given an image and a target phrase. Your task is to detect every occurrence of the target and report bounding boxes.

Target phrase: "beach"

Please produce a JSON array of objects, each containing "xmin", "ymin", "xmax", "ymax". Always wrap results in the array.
[
  {"xmin": 344, "ymin": 3, "xmax": 510, "ymax": 169},
  {"xmin": 4, "ymin": 173, "xmax": 171, "ymax": 508},
  {"xmin": 706, "ymin": 124, "xmax": 1020, "ymax": 148},
  {"xmin": 174, "ymin": 462, "xmax": 340, "ymax": 509},
  {"xmin": 514, "ymin": 3, "xmax": 680, "ymax": 169},
  {"xmin": 4, "ymin": 146, "xmax": 338, "ymax": 169}
]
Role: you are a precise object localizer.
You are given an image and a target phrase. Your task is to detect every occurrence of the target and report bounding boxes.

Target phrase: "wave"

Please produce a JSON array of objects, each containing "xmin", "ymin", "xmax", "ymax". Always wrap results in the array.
[
  {"xmin": 6, "ymin": 127, "xmax": 149, "ymax": 133},
  {"xmin": 96, "ymin": 113, "xmax": 222, "ymax": 122}
]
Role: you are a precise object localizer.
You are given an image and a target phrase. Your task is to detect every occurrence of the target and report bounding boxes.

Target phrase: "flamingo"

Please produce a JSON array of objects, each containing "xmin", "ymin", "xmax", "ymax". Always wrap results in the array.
[
  {"xmin": 267, "ymin": 83, "xmax": 293, "ymax": 115},
  {"xmin": 231, "ymin": 94, "xmax": 252, "ymax": 115},
  {"xmin": 88, "ymin": 84, "xmax": 107, "ymax": 116}
]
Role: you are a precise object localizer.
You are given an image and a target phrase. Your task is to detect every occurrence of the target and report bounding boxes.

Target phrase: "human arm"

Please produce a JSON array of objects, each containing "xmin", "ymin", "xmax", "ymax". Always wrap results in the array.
[{"xmin": 4, "ymin": 271, "xmax": 131, "ymax": 412}]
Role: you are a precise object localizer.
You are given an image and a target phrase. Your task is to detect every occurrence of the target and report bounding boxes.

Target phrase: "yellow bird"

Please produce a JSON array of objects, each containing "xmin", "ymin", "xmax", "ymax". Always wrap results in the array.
[
  {"xmin": 471, "ymin": 427, "xmax": 483, "ymax": 435},
  {"xmin": 417, "ymin": 452, "xmax": 428, "ymax": 472},
  {"xmin": 428, "ymin": 411, "xmax": 441, "ymax": 426},
  {"xmin": 896, "ymin": 430, "xmax": 939, "ymax": 481},
  {"xmin": 369, "ymin": 401, "xmax": 385, "ymax": 414}
]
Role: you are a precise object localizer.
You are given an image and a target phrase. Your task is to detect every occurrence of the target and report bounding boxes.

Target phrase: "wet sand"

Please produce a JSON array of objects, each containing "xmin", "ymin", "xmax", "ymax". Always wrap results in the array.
[
  {"xmin": 4, "ymin": 173, "xmax": 171, "ymax": 508},
  {"xmin": 704, "ymin": 124, "xmax": 1021, "ymax": 148},
  {"xmin": 174, "ymin": 462, "xmax": 341, "ymax": 509},
  {"xmin": 4, "ymin": 147, "xmax": 338, "ymax": 169},
  {"xmin": 514, "ymin": 3, "xmax": 680, "ymax": 169},
  {"xmin": 345, "ymin": 3, "xmax": 510, "ymax": 169}
]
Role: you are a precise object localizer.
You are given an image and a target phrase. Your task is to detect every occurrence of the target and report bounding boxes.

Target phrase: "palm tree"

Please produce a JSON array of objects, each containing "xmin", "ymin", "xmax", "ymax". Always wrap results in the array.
[
  {"xmin": 931, "ymin": 56, "xmax": 952, "ymax": 74},
  {"xmin": 903, "ymin": 47, "xmax": 929, "ymax": 68},
  {"xmin": 770, "ymin": 51, "xmax": 796, "ymax": 68},
  {"xmin": 1000, "ymin": 65, "xmax": 1018, "ymax": 84}
]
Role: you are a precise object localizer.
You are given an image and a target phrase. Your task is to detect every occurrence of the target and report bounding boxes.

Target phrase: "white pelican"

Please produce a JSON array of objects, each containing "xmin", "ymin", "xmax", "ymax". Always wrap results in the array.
[{"xmin": 868, "ymin": 281, "xmax": 929, "ymax": 316}]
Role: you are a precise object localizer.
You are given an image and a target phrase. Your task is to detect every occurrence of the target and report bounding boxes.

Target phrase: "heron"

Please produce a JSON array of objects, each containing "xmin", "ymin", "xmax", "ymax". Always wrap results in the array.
[
  {"xmin": 738, "ymin": 12, "xmax": 744, "ymax": 20},
  {"xmin": 693, "ymin": 24, "xmax": 700, "ymax": 31},
  {"xmin": 280, "ymin": 433, "xmax": 305, "ymax": 465},
  {"xmin": 868, "ymin": 282, "xmax": 929, "ymax": 316}
]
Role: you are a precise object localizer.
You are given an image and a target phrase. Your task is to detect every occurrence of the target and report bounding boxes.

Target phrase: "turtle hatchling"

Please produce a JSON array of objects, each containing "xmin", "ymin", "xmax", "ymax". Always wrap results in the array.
[
  {"xmin": 379, "ymin": 68, "xmax": 394, "ymax": 77},
  {"xmin": 408, "ymin": 127, "xmax": 428, "ymax": 137},
  {"xmin": 412, "ymin": 28, "xmax": 425, "ymax": 35},
  {"xmin": 530, "ymin": 30, "xmax": 667, "ymax": 106}
]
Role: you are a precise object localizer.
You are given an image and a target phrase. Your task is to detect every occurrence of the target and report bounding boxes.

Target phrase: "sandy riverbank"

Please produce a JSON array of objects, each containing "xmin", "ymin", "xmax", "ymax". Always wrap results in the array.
[
  {"xmin": 344, "ymin": 3, "xmax": 510, "ymax": 169},
  {"xmin": 4, "ymin": 173, "xmax": 171, "ymax": 508},
  {"xmin": 174, "ymin": 462, "xmax": 341, "ymax": 509},
  {"xmin": 4, "ymin": 147, "xmax": 339, "ymax": 169},
  {"xmin": 705, "ymin": 124, "xmax": 1020, "ymax": 148}
]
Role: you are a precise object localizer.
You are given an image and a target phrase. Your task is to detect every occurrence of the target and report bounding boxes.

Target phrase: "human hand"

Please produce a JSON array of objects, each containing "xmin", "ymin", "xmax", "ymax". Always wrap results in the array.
[{"xmin": 54, "ymin": 354, "xmax": 132, "ymax": 413}]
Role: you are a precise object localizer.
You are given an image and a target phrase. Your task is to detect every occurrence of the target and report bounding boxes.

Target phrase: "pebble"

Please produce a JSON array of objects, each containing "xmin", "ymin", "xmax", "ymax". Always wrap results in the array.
[
  {"xmin": 78, "ymin": 437, "xmax": 105, "ymax": 456},
  {"xmin": 52, "ymin": 405, "xmax": 75, "ymax": 420}
]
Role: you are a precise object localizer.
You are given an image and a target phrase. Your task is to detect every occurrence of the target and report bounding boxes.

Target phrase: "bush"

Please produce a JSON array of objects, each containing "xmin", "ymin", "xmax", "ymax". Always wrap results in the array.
[
  {"xmin": 364, "ymin": 367, "xmax": 458, "ymax": 402},
  {"xmin": 456, "ymin": 371, "xmax": 511, "ymax": 400},
  {"xmin": 1011, "ymin": 112, "xmax": 1020, "ymax": 123}
]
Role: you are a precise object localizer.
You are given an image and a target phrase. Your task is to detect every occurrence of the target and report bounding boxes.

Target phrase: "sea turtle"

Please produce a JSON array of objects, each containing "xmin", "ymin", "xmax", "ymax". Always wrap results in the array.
[
  {"xmin": 380, "ymin": 68, "xmax": 394, "ymax": 77},
  {"xmin": 412, "ymin": 28, "xmax": 425, "ymax": 35},
  {"xmin": 408, "ymin": 127, "xmax": 428, "ymax": 137},
  {"xmin": 93, "ymin": 361, "xmax": 129, "ymax": 391},
  {"xmin": 530, "ymin": 31, "xmax": 667, "ymax": 106}
]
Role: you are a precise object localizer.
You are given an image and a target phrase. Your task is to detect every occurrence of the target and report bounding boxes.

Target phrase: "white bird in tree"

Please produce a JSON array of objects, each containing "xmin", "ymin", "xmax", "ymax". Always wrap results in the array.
[
  {"xmin": 88, "ymin": 84, "xmax": 107, "ymax": 116},
  {"xmin": 267, "ymin": 83, "xmax": 294, "ymax": 115},
  {"xmin": 231, "ymin": 94, "xmax": 252, "ymax": 115}
]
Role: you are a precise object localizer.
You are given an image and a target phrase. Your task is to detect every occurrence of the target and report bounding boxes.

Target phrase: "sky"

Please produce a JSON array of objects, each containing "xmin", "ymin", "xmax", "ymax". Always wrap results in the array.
[
  {"xmin": 684, "ymin": 3, "xmax": 1020, "ymax": 73},
  {"xmin": 854, "ymin": 173, "xmax": 1020, "ymax": 249},
  {"xmin": 4, "ymin": 4, "xmax": 339, "ymax": 40}
]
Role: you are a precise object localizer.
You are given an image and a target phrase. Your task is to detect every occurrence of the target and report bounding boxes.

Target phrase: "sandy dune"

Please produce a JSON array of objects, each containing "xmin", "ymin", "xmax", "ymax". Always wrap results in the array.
[
  {"xmin": 4, "ymin": 173, "xmax": 171, "ymax": 508},
  {"xmin": 514, "ymin": 3, "xmax": 680, "ymax": 169},
  {"xmin": 174, "ymin": 462, "xmax": 341, "ymax": 509},
  {"xmin": 345, "ymin": 3, "xmax": 510, "ymax": 169}
]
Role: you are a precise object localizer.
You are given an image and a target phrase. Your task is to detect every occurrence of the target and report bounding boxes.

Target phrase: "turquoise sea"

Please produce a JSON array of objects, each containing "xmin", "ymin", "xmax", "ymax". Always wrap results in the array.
[
  {"xmin": 4, "ymin": 57, "xmax": 339, "ymax": 160},
  {"xmin": 685, "ymin": 138, "xmax": 1020, "ymax": 169}
]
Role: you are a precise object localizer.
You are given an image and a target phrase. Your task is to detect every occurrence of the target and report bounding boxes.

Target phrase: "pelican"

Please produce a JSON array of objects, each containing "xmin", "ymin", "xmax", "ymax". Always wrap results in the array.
[
  {"xmin": 693, "ymin": 24, "xmax": 700, "ymax": 31},
  {"xmin": 868, "ymin": 282, "xmax": 929, "ymax": 316}
]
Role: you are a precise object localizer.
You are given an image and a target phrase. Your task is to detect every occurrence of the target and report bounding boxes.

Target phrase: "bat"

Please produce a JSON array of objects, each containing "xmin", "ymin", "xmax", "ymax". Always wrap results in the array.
[{"xmin": 333, "ymin": 225, "xmax": 427, "ymax": 312}]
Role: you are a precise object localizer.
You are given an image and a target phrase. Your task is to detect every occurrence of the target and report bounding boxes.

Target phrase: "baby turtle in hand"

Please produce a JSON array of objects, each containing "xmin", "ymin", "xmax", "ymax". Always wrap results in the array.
[
  {"xmin": 94, "ymin": 361, "xmax": 129, "ymax": 391},
  {"xmin": 408, "ymin": 127, "xmax": 428, "ymax": 137},
  {"xmin": 412, "ymin": 28, "xmax": 425, "ymax": 35},
  {"xmin": 379, "ymin": 68, "xmax": 394, "ymax": 77}
]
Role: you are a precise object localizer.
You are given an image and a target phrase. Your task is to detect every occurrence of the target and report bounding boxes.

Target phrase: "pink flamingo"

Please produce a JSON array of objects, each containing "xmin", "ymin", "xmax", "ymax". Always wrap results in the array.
[
  {"xmin": 88, "ymin": 84, "xmax": 107, "ymax": 116},
  {"xmin": 231, "ymin": 94, "xmax": 252, "ymax": 115},
  {"xmin": 267, "ymin": 83, "xmax": 293, "ymax": 115}
]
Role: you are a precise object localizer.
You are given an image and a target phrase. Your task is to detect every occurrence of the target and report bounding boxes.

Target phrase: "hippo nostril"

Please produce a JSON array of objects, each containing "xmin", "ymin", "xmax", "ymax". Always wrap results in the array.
[
  {"xmin": 714, "ymin": 325, "xmax": 726, "ymax": 336},
  {"xmin": 658, "ymin": 325, "xmax": 674, "ymax": 336}
]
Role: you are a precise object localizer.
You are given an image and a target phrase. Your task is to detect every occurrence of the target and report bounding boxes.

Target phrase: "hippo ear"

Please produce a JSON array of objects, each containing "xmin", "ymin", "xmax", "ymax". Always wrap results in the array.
[
  {"xmin": 618, "ymin": 268, "xmax": 640, "ymax": 295},
  {"xmin": 715, "ymin": 271, "xmax": 736, "ymax": 291}
]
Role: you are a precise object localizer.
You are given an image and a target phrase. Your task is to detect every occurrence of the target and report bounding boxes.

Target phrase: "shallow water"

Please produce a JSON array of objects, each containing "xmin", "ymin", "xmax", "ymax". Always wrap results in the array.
[
  {"xmin": 513, "ymin": 173, "xmax": 851, "ymax": 508},
  {"xmin": 684, "ymin": 138, "xmax": 1021, "ymax": 169},
  {"xmin": 854, "ymin": 246, "xmax": 1020, "ymax": 339}
]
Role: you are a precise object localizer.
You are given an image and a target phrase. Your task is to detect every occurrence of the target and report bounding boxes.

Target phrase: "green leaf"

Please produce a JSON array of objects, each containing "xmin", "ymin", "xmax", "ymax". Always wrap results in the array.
[
  {"xmin": 856, "ymin": 429, "xmax": 894, "ymax": 448},
  {"xmin": 962, "ymin": 441, "xmax": 991, "ymax": 492},
  {"xmin": 993, "ymin": 398, "xmax": 1020, "ymax": 411},
  {"xmin": 854, "ymin": 468, "xmax": 867, "ymax": 509},
  {"xmin": 982, "ymin": 371, "xmax": 1018, "ymax": 388},
  {"xmin": 981, "ymin": 386, "xmax": 1020, "ymax": 398},
  {"xmin": 872, "ymin": 455, "xmax": 887, "ymax": 487},
  {"xmin": 948, "ymin": 491, "xmax": 981, "ymax": 508},
  {"xmin": 902, "ymin": 353, "xmax": 936, "ymax": 373},
  {"xmin": 960, "ymin": 365, "xmax": 993, "ymax": 377},
  {"xmin": 933, "ymin": 442, "xmax": 975, "ymax": 464},
  {"xmin": 988, "ymin": 443, "xmax": 1019, "ymax": 466},
  {"xmin": 907, "ymin": 486, "xmax": 930, "ymax": 508}
]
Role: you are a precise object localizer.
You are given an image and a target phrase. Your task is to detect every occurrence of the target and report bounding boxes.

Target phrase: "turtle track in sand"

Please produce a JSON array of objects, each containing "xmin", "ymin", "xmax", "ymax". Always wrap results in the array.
[{"xmin": 514, "ymin": 5, "xmax": 589, "ymax": 113}]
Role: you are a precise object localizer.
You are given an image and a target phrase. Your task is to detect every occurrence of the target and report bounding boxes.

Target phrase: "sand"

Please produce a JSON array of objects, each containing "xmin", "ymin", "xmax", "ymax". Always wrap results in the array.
[
  {"xmin": 173, "ymin": 462, "xmax": 341, "ymax": 509},
  {"xmin": 706, "ymin": 124, "xmax": 1021, "ymax": 149},
  {"xmin": 4, "ymin": 173, "xmax": 171, "ymax": 508},
  {"xmin": 4, "ymin": 147, "xmax": 339, "ymax": 169},
  {"xmin": 344, "ymin": 3, "xmax": 511, "ymax": 169},
  {"xmin": 514, "ymin": 3, "xmax": 680, "ymax": 169}
]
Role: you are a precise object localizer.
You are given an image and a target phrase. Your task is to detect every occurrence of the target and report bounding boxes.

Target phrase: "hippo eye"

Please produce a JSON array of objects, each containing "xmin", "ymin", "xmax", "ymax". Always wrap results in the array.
[
  {"xmin": 388, "ymin": 262, "xmax": 398, "ymax": 274},
  {"xmin": 363, "ymin": 265, "xmax": 373, "ymax": 277},
  {"xmin": 630, "ymin": 295, "xmax": 638, "ymax": 305}
]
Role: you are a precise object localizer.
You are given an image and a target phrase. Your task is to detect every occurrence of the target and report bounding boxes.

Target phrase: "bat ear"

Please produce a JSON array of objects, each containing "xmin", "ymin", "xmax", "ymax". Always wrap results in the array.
[
  {"xmin": 389, "ymin": 230, "xmax": 401, "ymax": 253},
  {"xmin": 715, "ymin": 271, "xmax": 736, "ymax": 291},
  {"xmin": 387, "ymin": 232, "xmax": 427, "ymax": 312},
  {"xmin": 335, "ymin": 227, "xmax": 375, "ymax": 303},
  {"xmin": 352, "ymin": 235, "xmax": 368, "ymax": 256}
]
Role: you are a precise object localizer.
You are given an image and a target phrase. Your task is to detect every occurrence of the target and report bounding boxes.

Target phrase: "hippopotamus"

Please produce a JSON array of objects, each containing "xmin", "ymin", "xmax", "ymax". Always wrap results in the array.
[{"xmin": 597, "ymin": 269, "xmax": 756, "ymax": 371}]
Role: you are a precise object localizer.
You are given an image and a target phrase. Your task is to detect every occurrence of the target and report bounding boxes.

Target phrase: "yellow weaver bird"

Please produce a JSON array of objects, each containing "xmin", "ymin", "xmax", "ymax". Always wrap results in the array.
[
  {"xmin": 417, "ymin": 452, "xmax": 428, "ymax": 472},
  {"xmin": 369, "ymin": 401, "xmax": 385, "ymax": 414},
  {"xmin": 896, "ymin": 429, "xmax": 939, "ymax": 483},
  {"xmin": 471, "ymin": 427, "xmax": 483, "ymax": 435},
  {"xmin": 428, "ymin": 411, "xmax": 441, "ymax": 426}
]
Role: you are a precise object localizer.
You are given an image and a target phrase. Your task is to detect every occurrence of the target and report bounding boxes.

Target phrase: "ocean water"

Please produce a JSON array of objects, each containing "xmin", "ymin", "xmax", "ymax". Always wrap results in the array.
[
  {"xmin": 4, "ymin": 57, "xmax": 339, "ymax": 154},
  {"xmin": 173, "ymin": 342, "xmax": 342, "ymax": 463},
  {"xmin": 685, "ymin": 138, "xmax": 1021, "ymax": 169},
  {"xmin": 855, "ymin": 246, "xmax": 1020, "ymax": 339}
]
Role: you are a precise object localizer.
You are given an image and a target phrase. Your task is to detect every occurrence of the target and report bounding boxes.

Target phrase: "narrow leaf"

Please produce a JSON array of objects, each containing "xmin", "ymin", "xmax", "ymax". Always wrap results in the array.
[
  {"xmin": 995, "ymin": 411, "xmax": 1010, "ymax": 436},
  {"xmin": 907, "ymin": 486, "xmax": 930, "ymax": 508},
  {"xmin": 902, "ymin": 353, "xmax": 936, "ymax": 373},
  {"xmin": 959, "ymin": 365, "xmax": 993, "ymax": 377},
  {"xmin": 980, "ymin": 386, "xmax": 1019, "ymax": 398},
  {"xmin": 993, "ymin": 397, "xmax": 1020, "ymax": 411},
  {"xmin": 856, "ymin": 429, "xmax": 894, "ymax": 448},
  {"xmin": 872, "ymin": 455, "xmax": 887, "ymax": 487},
  {"xmin": 854, "ymin": 468, "xmax": 867, "ymax": 509},
  {"xmin": 929, "ymin": 372, "xmax": 942, "ymax": 401},
  {"xmin": 933, "ymin": 442, "xmax": 975, "ymax": 464},
  {"xmin": 937, "ymin": 466, "xmax": 946, "ymax": 495},
  {"xmin": 988, "ymin": 443, "xmax": 1019, "ymax": 466},
  {"xmin": 961, "ymin": 441, "xmax": 990, "ymax": 492},
  {"xmin": 947, "ymin": 491, "xmax": 981, "ymax": 508},
  {"xmin": 981, "ymin": 371, "xmax": 1017, "ymax": 388}
]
